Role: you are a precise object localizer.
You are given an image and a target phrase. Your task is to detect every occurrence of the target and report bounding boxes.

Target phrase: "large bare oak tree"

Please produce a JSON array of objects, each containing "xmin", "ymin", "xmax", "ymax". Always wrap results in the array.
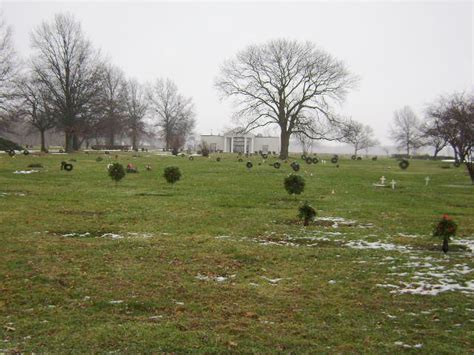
[
  {"xmin": 389, "ymin": 106, "xmax": 424, "ymax": 157},
  {"xmin": 215, "ymin": 39, "xmax": 357, "ymax": 159},
  {"xmin": 123, "ymin": 79, "xmax": 148, "ymax": 151},
  {"xmin": 0, "ymin": 14, "xmax": 19, "ymax": 132},
  {"xmin": 14, "ymin": 73, "xmax": 56, "ymax": 152},
  {"xmin": 426, "ymin": 92, "xmax": 473, "ymax": 183},
  {"xmin": 148, "ymin": 78, "xmax": 195, "ymax": 153},
  {"xmin": 31, "ymin": 13, "xmax": 104, "ymax": 152}
]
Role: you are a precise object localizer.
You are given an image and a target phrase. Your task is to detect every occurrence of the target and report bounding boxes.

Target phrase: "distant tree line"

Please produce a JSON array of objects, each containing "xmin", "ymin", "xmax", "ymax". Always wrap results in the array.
[
  {"xmin": 0, "ymin": 13, "xmax": 195, "ymax": 152},
  {"xmin": 390, "ymin": 94, "xmax": 473, "ymax": 183}
]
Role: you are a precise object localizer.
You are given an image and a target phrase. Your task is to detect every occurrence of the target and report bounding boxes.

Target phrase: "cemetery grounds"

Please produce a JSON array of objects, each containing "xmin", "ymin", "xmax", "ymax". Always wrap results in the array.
[{"xmin": 0, "ymin": 152, "xmax": 473, "ymax": 352}]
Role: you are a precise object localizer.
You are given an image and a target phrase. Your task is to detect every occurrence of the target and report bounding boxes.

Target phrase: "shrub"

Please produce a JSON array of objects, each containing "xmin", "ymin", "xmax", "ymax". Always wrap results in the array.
[
  {"xmin": 433, "ymin": 214, "xmax": 457, "ymax": 253},
  {"xmin": 284, "ymin": 174, "xmax": 305, "ymax": 196},
  {"xmin": 200, "ymin": 142, "xmax": 210, "ymax": 157},
  {"xmin": 108, "ymin": 162, "xmax": 125, "ymax": 184},
  {"xmin": 96, "ymin": 156, "xmax": 103, "ymax": 162},
  {"xmin": 163, "ymin": 166, "xmax": 181, "ymax": 184},
  {"xmin": 298, "ymin": 201, "xmax": 316, "ymax": 226}
]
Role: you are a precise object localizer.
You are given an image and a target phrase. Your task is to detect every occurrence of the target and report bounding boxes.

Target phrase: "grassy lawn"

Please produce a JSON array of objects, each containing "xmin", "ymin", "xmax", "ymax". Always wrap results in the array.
[{"xmin": 0, "ymin": 151, "xmax": 473, "ymax": 353}]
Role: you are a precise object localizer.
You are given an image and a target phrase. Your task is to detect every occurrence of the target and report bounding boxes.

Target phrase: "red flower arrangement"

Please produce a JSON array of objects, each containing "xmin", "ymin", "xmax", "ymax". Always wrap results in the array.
[{"xmin": 433, "ymin": 214, "xmax": 457, "ymax": 253}]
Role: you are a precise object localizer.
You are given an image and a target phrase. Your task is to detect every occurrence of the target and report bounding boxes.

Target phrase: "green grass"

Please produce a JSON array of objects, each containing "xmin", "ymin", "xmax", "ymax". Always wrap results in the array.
[{"xmin": 0, "ymin": 152, "xmax": 473, "ymax": 352}]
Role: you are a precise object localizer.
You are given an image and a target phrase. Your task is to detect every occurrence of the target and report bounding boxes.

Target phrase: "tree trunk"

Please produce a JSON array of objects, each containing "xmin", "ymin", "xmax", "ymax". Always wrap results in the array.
[
  {"xmin": 442, "ymin": 237, "xmax": 449, "ymax": 253},
  {"xmin": 131, "ymin": 130, "xmax": 138, "ymax": 151},
  {"xmin": 465, "ymin": 162, "xmax": 474, "ymax": 185},
  {"xmin": 65, "ymin": 131, "xmax": 74, "ymax": 153},
  {"xmin": 108, "ymin": 129, "xmax": 115, "ymax": 146},
  {"xmin": 406, "ymin": 143, "xmax": 410, "ymax": 158},
  {"xmin": 72, "ymin": 133, "xmax": 81, "ymax": 151},
  {"xmin": 39, "ymin": 129, "xmax": 47, "ymax": 152},
  {"xmin": 279, "ymin": 130, "xmax": 290, "ymax": 160}
]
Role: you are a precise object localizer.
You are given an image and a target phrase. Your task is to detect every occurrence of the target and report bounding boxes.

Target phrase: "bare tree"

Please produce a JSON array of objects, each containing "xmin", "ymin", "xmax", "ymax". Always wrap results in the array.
[
  {"xmin": 96, "ymin": 63, "xmax": 126, "ymax": 146},
  {"xmin": 426, "ymin": 92, "xmax": 473, "ymax": 183},
  {"xmin": 389, "ymin": 106, "xmax": 424, "ymax": 157},
  {"xmin": 296, "ymin": 132, "xmax": 314, "ymax": 155},
  {"xmin": 215, "ymin": 39, "xmax": 357, "ymax": 159},
  {"xmin": 31, "ymin": 13, "xmax": 104, "ymax": 152},
  {"xmin": 14, "ymin": 73, "xmax": 56, "ymax": 152},
  {"xmin": 420, "ymin": 117, "xmax": 447, "ymax": 158},
  {"xmin": 0, "ymin": 13, "xmax": 19, "ymax": 132},
  {"xmin": 341, "ymin": 120, "xmax": 378, "ymax": 156},
  {"xmin": 148, "ymin": 78, "xmax": 195, "ymax": 152},
  {"xmin": 123, "ymin": 79, "xmax": 148, "ymax": 151}
]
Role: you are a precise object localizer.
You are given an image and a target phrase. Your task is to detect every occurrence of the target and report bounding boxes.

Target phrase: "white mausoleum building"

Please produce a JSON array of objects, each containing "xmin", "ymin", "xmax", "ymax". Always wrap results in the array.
[{"xmin": 201, "ymin": 129, "xmax": 280, "ymax": 154}]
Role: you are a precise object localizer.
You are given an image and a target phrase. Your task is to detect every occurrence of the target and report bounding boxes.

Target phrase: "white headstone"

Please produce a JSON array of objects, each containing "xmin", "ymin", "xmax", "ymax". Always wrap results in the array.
[
  {"xmin": 380, "ymin": 176, "xmax": 386, "ymax": 185},
  {"xmin": 425, "ymin": 176, "xmax": 430, "ymax": 186},
  {"xmin": 390, "ymin": 179, "xmax": 397, "ymax": 190}
]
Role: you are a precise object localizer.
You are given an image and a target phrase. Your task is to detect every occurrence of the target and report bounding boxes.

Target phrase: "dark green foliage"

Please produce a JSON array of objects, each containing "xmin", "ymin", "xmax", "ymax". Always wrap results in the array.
[
  {"xmin": 96, "ymin": 156, "xmax": 103, "ymax": 162},
  {"xmin": 273, "ymin": 162, "xmax": 281, "ymax": 169},
  {"xmin": 163, "ymin": 166, "xmax": 181, "ymax": 184},
  {"xmin": 246, "ymin": 161, "xmax": 253, "ymax": 169},
  {"xmin": 0, "ymin": 137, "xmax": 23, "ymax": 151},
  {"xmin": 399, "ymin": 159, "xmax": 409, "ymax": 170},
  {"xmin": 63, "ymin": 163, "xmax": 73, "ymax": 171},
  {"xmin": 291, "ymin": 162, "xmax": 300, "ymax": 172},
  {"xmin": 305, "ymin": 157, "xmax": 312, "ymax": 164},
  {"xmin": 433, "ymin": 214, "xmax": 457, "ymax": 253},
  {"xmin": 298, "ymin": 201, "xmax": 317, "ymax": 226},
  {"xmin": 284, "ymin": 174, "xmax": 305, "ymax": 195},
  {"xmin": 108, "ymin": 163, "xmax": 125, "ymax": 184}
]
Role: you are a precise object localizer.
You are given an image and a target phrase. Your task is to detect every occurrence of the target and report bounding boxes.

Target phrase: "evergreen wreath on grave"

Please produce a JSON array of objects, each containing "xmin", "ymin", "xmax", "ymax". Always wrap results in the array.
[{"xmin": 399, "ymin": 159, "xmax": 409, "ymax": 170}]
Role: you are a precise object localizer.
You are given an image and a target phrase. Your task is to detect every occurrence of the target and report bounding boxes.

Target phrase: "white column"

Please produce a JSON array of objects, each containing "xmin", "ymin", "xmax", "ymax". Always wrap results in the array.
[
  {"xmin": 251, "ymin": 138, "xmax": 254, "ymax": 153},
  {"xmin": 230, "ymin": 137, "xmax": 234, "ymax": 153},
  {"xmin": 223, "ymin": 136, "xmax": 227, "ymax": 152}
]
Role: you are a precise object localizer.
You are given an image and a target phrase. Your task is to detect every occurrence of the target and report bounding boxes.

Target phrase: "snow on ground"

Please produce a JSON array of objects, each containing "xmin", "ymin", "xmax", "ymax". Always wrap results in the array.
[
  {"xmin": 13, "ymin": 170, "xmax": 39, "ymax": 174},
  {"xmin": 60, "ymin": 232, "xmax": 154, "ymax": 239},
  {"xmin": 345, "ymin": 240, "xmax": 411, "ymax": 252},
  {"xmin": 0, "ymin": 192, "xmax": 26, "ymax": 197},
  {"xmin": 213, "ymin": 216, "xmax": 473, "ymax": 297}
]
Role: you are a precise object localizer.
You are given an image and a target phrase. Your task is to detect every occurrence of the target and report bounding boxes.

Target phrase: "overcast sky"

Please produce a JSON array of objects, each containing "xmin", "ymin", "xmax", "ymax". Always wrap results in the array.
[{"xmin": 1, "ymin": 1, "xmax": 472, "ymax": 145}]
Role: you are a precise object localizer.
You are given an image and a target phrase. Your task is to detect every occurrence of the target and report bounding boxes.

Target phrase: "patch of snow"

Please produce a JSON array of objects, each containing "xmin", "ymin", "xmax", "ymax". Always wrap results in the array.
[
  {"xmin": 453, "ymin": 239, "xmax": 474, "ymax": 253},
  {"xmin": 261, "ymin": 276, "xmax": 285, "ymax": 284},
  {"xmin": 345, "ymin": 240, "xmax": 410, "ymax": 252},
  {"xmin": 13, "ymin": 170, "xmax": 39, "ymax": 174}
]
